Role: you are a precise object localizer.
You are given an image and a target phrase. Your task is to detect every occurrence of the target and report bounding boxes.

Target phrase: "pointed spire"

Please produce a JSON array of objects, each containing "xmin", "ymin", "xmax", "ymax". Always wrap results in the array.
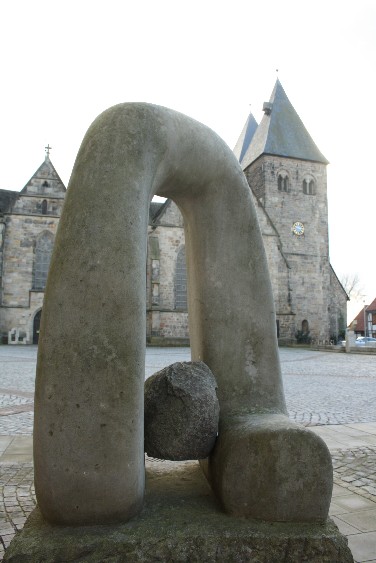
[
  {"xmin": 233, "ymin": 111, "xmax": 258, "ymax": 164},
  {"xmin": 240, "ymin": 79, "xmax": 328, "ymax": 170}
]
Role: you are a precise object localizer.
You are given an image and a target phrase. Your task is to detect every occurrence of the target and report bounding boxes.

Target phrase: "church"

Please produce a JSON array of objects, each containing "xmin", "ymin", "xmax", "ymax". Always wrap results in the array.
[{"xmin": 0, "ymin": 80, "xmax": 348, "ymax": 345}]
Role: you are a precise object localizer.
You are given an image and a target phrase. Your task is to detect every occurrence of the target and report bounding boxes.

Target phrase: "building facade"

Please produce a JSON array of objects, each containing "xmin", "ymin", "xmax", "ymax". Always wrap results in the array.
[
  {"xmin": 0, "ymin": 80, "xmax": 348, "ymax": 345},
  {"xmin": 234, "ymin": 80, "xmax": 348, "ymax": 342},
  {"xmin": 146, "ymin": 80, "xmax": 348, "ymax": 344},
  {"xmin": 0, "ymin": 155, "xmax": 66, "ymax": 344},
  {"xmin": 349, "ymin": 298, "xmax": 376, "ymax": 337}
]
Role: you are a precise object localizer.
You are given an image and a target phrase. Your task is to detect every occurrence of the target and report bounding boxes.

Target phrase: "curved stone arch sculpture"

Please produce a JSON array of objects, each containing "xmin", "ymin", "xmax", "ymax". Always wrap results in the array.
[{"xmin": 34, "ymin": 103, "xmax": 332, "ymax": 525}]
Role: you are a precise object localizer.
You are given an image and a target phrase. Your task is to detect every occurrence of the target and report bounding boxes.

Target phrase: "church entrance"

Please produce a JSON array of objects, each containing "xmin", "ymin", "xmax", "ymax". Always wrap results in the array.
[{"xmin": 33, "ymin": 310, "xmax": 42, "ymax": 344}]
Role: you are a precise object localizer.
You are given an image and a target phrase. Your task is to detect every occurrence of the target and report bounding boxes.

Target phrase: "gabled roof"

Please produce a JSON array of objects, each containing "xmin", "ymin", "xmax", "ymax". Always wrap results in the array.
[
  {"xmin": 330, "ymin": 264, "xmax": 349, "ymax": 300},
  {"xmin": 349, "ymin": 308, "xmax": 366, "ymax": 332},
  {"xmin": 349, "ymin": 298, "xmax": 376, "ymax": 330},
  {"xmin": 149, "ymin": 201, "xmax": 164, "ymax": 223},
  {"xmin": 240, "ymin": 79, "xmax": 329, "ymax": 170},
  {"xmin": 149, "ymin": 200, "xmax": 169, "ymax": 225},
  {"xmin": 233, "ymin": 112, "xmax": 258, "ymax": 164},
  {"xmin": 21, "ymin": 155, "xmax": 66, "ymax": 197}
]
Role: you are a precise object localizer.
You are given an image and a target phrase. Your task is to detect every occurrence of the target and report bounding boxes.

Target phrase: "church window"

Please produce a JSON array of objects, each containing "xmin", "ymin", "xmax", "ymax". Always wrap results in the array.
[
  {"xmin": 42, "ymin": 181, "xmax": 49, "ymax": 187},
  {"xmin": 41, "ymin": 199, "xmax": 48, "ymax": 214},
  {"xmin": 303, "ymin": 176, "xmax": 316, "ymax": 195},
  {"xmin": 175, "ymin": 246, "xmax": 187, "ymax": 310},
  {"xmin": 33, "ymin": 231, "xmax": 54, "ymax": 290},
  {"xmin": 277, "ymin": 172, "xmax": 289, "ymax": 192}
]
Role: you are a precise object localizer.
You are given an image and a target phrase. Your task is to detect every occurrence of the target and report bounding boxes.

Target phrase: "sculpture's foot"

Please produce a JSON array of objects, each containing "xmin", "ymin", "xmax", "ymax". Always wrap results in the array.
[{"xmin": 202, "ymin": 413, "xmax": 332, "ymax": 522}]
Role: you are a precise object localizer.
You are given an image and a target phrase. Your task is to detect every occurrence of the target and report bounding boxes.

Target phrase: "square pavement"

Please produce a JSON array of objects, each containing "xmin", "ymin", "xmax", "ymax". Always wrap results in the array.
[
  {"xmin": 311, "ymin": 423, "xmax": 376, "ymax": 562},
  {"xmin": 0, "ymin": 437, "xmax": 33, "ymax": 464},
  {"xmin": 1, "ymin": 425, "xmax": 376, "ymax": 562}
]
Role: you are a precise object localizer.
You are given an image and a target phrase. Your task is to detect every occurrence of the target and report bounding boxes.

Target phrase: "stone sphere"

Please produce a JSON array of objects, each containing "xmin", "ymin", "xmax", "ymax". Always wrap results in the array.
[{"xmin": 144, "ymin": 361, "xmax": 219, "ymax": 461}]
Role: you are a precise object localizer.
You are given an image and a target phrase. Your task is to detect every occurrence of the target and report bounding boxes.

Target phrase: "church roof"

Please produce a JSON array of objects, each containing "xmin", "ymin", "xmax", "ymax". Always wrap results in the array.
[
  {"xmin": 233, "ymin": 112, "xmax": 258, "ymax": 164},
  {"xmin": 21, "ymin": 155, "xmax": 66, "ymax": 197},
  {"xmin": 149, "ymin": 201, "xmax": 164, "ymax": 223},
  {"xmin": 240, "ymin": 79, "xmax": 329, "ymax": 169}
]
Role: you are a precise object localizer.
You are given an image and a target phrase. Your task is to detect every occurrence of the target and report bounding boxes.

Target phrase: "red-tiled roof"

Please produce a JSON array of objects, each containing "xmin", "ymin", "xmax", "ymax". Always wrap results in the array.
[
  {"xmin": 349, "ymin": 309, "xmax": 366, "ymax": 331},
  {"xmin": 348, "ymin": 297, "xmax": 376, "ymax": 330}
]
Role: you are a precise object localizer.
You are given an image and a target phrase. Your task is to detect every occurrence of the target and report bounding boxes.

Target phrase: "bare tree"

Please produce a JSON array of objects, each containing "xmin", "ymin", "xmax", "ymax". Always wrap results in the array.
[{"xmin": 340, "ymin": 273, "xmax": 364, "ymax": 300}]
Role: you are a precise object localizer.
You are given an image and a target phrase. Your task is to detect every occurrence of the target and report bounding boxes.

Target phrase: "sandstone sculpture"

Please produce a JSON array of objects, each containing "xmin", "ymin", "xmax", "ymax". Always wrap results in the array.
[{"xmin": 33, "ymin": 103, "xmax": 333, "ymax": 525}]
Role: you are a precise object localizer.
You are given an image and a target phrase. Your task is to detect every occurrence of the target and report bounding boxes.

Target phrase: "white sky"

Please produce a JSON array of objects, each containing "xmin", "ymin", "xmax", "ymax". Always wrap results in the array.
[{"xmin": 1, "ymin": 0, "xmax": 375, "ymax": 320}]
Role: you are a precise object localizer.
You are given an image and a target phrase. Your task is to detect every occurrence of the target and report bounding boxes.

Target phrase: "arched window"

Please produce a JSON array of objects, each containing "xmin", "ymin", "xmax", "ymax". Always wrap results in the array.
[
  {"xmin": 33, "ymin": 309, "xmax": 42, "ymax": 344},
  {"xmin": 277, "ymin": 171, "xmax": 289, "ymax": 192},
  {"xmin": 303, "ymin": 176, "xmax": 316, "ymax": 195},
  {"xmin": 33, "ymin": 231, "xmax": 54, "ymax": 290},
  {"xmin": 41, "ymin": 199, "xmax": 48, "ymax": 214},
  {"xmin": 175, "ymin": 246, "xmax": 187, "ymax": 310}
]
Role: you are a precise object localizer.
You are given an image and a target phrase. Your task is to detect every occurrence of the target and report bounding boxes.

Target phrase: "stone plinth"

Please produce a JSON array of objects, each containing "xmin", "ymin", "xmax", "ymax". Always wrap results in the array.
[
  {"xmin": 4, "ymin": 460, "xmax": 353, "ymax": 562},
  {"xmin": 346, "ymin": 330, "xmax": 356, "ymax": 352}
]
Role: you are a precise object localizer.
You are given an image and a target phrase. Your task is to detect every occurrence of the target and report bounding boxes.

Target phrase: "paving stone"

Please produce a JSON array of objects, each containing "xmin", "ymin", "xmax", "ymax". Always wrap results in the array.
[
  {"xmin": 0, "ymin": 346, "xmax": 376, "ymax": 560},
  {"xmin": 0, "ymin": 462, "xmax": 36, "ymax": 557}
]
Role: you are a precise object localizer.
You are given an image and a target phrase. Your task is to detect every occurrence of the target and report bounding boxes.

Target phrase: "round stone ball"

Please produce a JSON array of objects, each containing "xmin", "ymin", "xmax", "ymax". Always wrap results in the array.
[{"xmin": 144, "ymin": 361, "xmax": 220, "ymax": 461}]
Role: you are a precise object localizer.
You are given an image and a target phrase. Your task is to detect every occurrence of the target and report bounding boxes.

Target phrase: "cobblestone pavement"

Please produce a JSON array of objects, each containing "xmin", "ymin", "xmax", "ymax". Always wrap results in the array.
[
  {"xmin": 0, "ymin": 463, "xmax": 35, "ymax": 559},
  {"xmin": 0, "ymin": 345, "xmax": 376, "ymax": 560},
  {"xmin": 282, "ymin": 350, "xmax": 376, "ymax": 427},
  {"xmin": 333, "ymin": 447, "xmax": 376, "ymax": 500},
  {"xmin": 1, "ymin": 346, "xmax": 375, "ymax": 432}
]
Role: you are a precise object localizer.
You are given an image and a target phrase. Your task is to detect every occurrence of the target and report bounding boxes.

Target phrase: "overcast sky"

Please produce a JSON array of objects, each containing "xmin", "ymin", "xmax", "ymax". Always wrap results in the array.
[{"xmin": 1, "ymin": 0, "xmax": 375, "ymax": 319}]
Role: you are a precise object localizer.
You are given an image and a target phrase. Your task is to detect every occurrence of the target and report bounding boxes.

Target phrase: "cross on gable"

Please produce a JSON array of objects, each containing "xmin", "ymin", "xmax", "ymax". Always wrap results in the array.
[{"xmin": 45, "ymin": 144, "xmax": 52, "ymax": 156}]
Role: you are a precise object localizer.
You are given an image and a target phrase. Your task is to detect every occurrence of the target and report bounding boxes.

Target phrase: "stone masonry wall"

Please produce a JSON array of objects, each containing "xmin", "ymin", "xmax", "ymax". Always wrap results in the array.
[
  {"xmin": 0, "ymin": 193, "xmax": 63, "ymax": 341},
  {"xmin": 1, "ymin": 213, "xmax": 60, "ymax": 307},
  {"xmin": 247, "ymin": 155, "xmax": 331, "ymax": 340},
  {"xmin": 159, "ymin": 311, "xmax": 189, "ymax": 338},
  {"xmin": 329, "ymin": 267, "xmax": 348, "ymax": 340},
  {"xmin": 1, "ymin": 157, "xmax": 346, "ymax": 345},
  {"xmin": 245, "ymin": 163, "xmax": 264, "ymax": 201},
  {"xmin": 146, "ymin": 201, "xmax": 189, "ymax": 342}
]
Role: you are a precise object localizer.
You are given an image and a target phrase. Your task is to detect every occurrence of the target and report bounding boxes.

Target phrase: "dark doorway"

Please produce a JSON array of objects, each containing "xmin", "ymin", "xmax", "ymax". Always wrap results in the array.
[{"xmin": 33, "ymin": 310, "xmax": 42, "ymax": 344}]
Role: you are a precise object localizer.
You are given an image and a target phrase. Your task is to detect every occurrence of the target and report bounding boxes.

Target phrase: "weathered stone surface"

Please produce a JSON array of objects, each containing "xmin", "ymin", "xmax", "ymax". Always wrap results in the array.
[
  {"xmin": 3, "ymin": 461, "xmax": 353, "ymax": 563},
  {"xmin": 0, "ymin": 156, "xmax": 66, "ymax": 343},
  {"xmin": 202, "ymin": 413, "xmax": 334, "ymax": 522},
  {"xmin": 144, "ymin": 361, "xmax": 219, "ymax": 460},
  {"xmin": 33, "ymin": 102, "xmax": 333, "ymax": 525}
]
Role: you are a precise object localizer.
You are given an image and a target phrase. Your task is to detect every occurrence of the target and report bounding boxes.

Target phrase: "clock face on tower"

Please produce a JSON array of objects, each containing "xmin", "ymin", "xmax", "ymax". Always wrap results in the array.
[{"xmin": 292, "ymin": 221, "xmax": 305, "ymax": 236}]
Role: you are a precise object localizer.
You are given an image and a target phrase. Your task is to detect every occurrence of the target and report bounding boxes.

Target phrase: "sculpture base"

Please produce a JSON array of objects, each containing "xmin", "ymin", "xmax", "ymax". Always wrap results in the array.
[{"xmin": 4, "ymin": 461, "xmax": 353, "ymax": 562}]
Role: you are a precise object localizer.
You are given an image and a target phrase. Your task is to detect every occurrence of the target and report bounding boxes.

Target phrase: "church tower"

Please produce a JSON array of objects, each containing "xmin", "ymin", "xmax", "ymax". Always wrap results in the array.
[{"xmin": 236, "ymin": 80, "xmax": 342, "ymax": 341}]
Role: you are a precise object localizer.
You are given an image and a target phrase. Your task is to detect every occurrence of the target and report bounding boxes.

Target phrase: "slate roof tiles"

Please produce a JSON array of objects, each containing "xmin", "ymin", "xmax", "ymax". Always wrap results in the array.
[{"xmin": 237, "ymin": 79, "xmax": 329, "ymax": 170}]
